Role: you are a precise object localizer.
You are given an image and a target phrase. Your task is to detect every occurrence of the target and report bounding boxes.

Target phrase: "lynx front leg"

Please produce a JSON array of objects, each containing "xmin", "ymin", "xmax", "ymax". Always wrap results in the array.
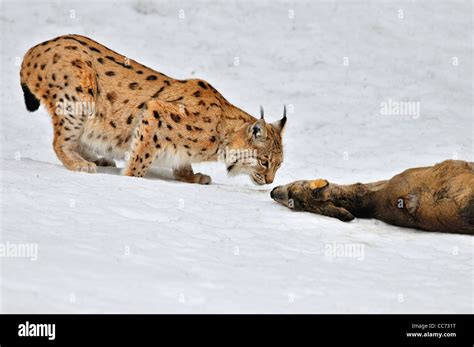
[
  {"xmin": 173, "ymin": 165, "xmax": 212, "ymax": 185},
  {"xmin": 123, "ymin": 121, "xmax": 161, "ymax": 177}
]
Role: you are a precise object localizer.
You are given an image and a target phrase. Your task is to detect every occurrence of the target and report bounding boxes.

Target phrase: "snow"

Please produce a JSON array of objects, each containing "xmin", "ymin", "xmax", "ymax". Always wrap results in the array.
[{"xmin": 0, "ymin": 0, "xmax": 472, "ymax": 313}]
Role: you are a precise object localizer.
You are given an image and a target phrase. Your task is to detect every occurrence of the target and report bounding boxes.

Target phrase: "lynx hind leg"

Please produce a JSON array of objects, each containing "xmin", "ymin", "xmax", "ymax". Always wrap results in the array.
[
  {"xmin": 49, "ymin": 105, "xmax": 97, "ymax": 173},
  {"xmin": 173, "ymin": 165, "xmax": 212, "ymax": 185},
  {"xmin": 41, "ymin": 58, "xmax": 98, "ymax": 173},
  {"xmin": 123, "ymin": 114, "xmax": 162, "ymax": 177}
]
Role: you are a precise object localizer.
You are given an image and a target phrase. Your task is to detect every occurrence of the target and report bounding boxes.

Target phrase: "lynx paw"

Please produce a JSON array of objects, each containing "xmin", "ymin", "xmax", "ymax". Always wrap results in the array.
[
  {"xmin": 194, "ymin": 173, "xmax": 212, "ymax": 185},
  {"xmin": 70, "ymin": 161, "xmax": 97, "ymax": 173}
]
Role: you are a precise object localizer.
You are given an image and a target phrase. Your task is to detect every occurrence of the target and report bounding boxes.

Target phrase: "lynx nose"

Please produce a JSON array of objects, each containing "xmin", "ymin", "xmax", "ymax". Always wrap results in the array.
[{"xmin": 265, "ymin": 172, "xmax": 275, "ymax": 184}]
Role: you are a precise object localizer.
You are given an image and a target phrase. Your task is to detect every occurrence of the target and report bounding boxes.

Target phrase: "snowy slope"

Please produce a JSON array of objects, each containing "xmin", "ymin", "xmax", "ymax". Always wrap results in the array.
[{"xmin": 0, "ymin": 0, "xmax": 472, "ymax": 313}]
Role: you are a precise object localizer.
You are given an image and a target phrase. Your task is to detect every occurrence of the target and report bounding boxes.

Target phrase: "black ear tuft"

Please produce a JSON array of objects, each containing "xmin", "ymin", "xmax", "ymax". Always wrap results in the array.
[
  {"xmin": 272, "ymin": 105, "xmax": 287, "ymax": 134},
  {"xmin": 280, "ymin": 114, "xmax": 287, "ymax": 129}
]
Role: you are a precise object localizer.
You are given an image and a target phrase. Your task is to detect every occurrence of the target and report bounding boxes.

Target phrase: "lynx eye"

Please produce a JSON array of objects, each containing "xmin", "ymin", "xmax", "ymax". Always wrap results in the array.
[{"xmin": 260, "ymin": 159, "xmax": 269, "ymax": 168}]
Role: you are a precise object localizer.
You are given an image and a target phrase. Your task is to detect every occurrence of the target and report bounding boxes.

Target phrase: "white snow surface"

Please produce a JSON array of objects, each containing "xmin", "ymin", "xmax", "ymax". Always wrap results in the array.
[{"xmin": 0, "ymin": 0, "xmax": 472, "ymax": 313}]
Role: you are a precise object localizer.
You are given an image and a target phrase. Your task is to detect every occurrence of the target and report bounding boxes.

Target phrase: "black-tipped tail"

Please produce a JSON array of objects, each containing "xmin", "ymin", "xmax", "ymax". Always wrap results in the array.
[{"xmin": 21, "ymin": 84, "xmax": 40, "ymax": 112}]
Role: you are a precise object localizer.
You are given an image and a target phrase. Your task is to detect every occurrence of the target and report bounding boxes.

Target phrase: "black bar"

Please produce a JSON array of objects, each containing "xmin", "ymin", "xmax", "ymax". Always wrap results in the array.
[{"xmin": 0, "ymin": 314, "xmax": 472, "ymax": 346}]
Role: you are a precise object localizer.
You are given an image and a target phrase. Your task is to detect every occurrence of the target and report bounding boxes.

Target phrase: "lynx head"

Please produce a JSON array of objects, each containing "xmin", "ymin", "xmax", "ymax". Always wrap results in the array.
[{"xmin": 226, "ymin": 106, "xmax": 287, "ymax": 185}]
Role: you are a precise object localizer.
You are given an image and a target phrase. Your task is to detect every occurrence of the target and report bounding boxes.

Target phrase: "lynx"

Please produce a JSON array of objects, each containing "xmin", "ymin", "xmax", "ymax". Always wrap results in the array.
[{"xmin": 20, "ymin": 35, "xmax": 287, "ymax": 185}]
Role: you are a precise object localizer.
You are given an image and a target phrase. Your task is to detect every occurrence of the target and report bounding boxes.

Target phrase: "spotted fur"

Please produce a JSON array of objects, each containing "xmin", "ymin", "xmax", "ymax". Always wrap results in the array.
[{"xmin": 20, "ymin": 35, "xmax": 287, "ymax": 184}]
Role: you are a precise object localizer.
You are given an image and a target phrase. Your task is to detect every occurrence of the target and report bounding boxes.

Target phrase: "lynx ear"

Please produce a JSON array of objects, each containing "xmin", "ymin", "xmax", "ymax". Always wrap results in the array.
[
  {"xmin": 249, "ymin": 118, "xmax": 267, "ymax": 141},
  {"xmin": 271, "ymin": 105, "xmax": 287, "ymax": 134}
]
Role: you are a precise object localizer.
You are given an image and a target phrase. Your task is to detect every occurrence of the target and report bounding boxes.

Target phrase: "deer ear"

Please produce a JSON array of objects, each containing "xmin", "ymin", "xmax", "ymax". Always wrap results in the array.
[
  {"xmin": 310, "ymin": 179, "xmax": 329, "ymax": 201},
  {"xmin": 310, "ymin": 179, "xmax": 329, "ymax": 193},
  {"xmin": 249, "ymin": 119, "xmax": 267, "ymax": 141}
]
